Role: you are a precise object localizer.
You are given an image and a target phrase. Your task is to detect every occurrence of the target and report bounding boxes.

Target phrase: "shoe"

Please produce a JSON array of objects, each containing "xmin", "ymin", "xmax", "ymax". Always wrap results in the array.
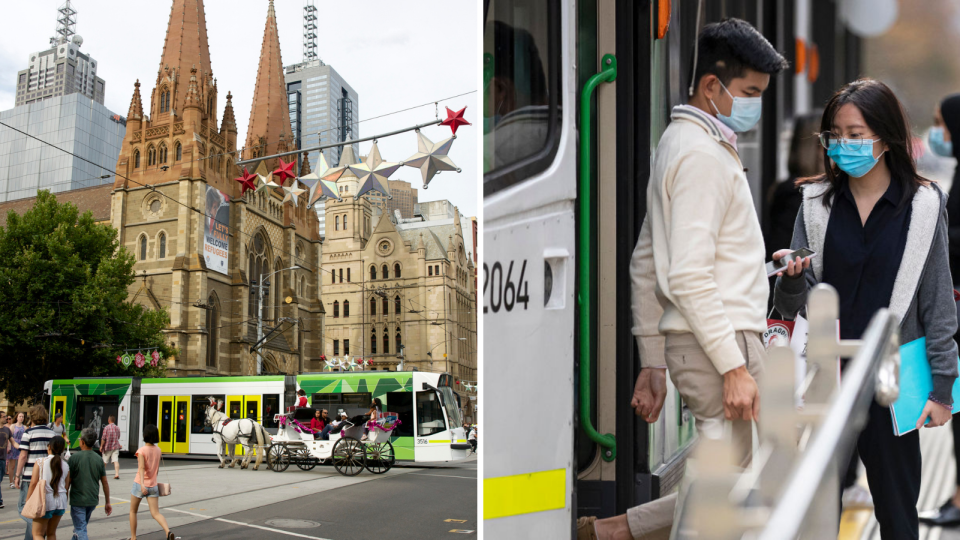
[
  {"xmin": 841, "ymin": 484, "xmax": 874, "ymax": 510},
  {"xmin": 0, "ymin": 502, "xmax": 4, "ymax": 508},
  {"xmin": 919, "ymin": 500, "xmax": 960, "ymax": 526}
]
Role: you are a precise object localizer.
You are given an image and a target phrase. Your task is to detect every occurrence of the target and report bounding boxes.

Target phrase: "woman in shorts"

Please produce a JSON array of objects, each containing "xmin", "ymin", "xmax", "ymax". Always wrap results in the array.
[{"xmin": 128, "ymin": 425, "xmax": 173, "ymax": 540}]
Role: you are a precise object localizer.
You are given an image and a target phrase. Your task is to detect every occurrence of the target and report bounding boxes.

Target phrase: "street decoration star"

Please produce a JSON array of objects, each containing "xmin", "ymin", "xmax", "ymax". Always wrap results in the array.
[
  {"xmin": 307, "ymin": 177, "xmax": 342, "ymax": 207},
  {"xmin": 404, "ymin": 131, "xmax": 459, "ymax": 188},
  {"xmin": 300, "ymin": 154, "xmax": 344, "ymax": 207},
  {"xmin": 255, "ymin": 172, "xmax": 280, "ymax": 194},
  {"xmin": 440, "ymin": 106, "xmax": 471, "ymax": 135},
  {"xmin": 282, "ymin": 184, "xmax": 306, "ymax": 207},
  {"xmin": 349, "ymin": 142, "xmax": 401, "ymax": 198},
  {"xmin": 273, "ymin": 157, "xmax": 297, "ymax": 185},
  {"xmin": 233, "ymin": 168, "xmax": 258, "ymax": 195}
]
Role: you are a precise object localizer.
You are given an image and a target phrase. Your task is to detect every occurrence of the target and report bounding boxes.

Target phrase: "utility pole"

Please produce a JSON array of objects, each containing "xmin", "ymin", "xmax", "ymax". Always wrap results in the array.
[{"xmin": 256, "ymin": 271, "xmax": 265, "ymax": 375}]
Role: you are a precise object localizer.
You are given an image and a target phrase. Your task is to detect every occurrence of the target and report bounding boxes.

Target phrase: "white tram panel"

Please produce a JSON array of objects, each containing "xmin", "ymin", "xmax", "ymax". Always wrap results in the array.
[{"xmin": 483, "ymin": 0, "xmax": 578, "ymax": 535}]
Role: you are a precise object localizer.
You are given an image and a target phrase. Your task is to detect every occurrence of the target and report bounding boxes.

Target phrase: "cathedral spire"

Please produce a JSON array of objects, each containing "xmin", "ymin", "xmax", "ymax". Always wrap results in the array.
[
  {"xmin": 183, "ymin": 67, "xmax": 202, "ymax": 110},
  {"xmin": 158, "ymin": 0, "xmax": 214, "ymax": 113},
  {"xmin": 244, "ymin": 0, "xmax": 293, "ymax": 167},
  {"xmin": 220, "ymin": 91, "xmax": 236, "ymax": 133},
  {"xmin": 128, "ymin": 80, "xmax": 143, "ymax": 119}
]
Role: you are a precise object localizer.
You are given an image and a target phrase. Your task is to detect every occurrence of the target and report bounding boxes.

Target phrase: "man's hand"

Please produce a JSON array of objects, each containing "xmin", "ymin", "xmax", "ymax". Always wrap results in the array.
[
  {"xmin": 14, "ymin": 475, "xmax": 20, "ymax": 489},
  {"xmin": 917, "ymin": 400, "xmax": 952, "ymax": 429},
  {"xmin": 631, "ymin": 368, "xmax": 668, "ymax": 422},
  {"xmin": 722, "ymin": 365, "xmax": 760, "ymax": 421},
  {"xmin": 104, "ymin": 503, "xmax": 112, "ymax": 516}
]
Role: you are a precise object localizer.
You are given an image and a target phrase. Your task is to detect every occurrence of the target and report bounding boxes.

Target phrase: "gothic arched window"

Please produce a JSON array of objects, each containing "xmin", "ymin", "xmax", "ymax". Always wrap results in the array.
[
  {"xmin": 158, "ymin": 232, "xmax": 166, "ymax": 259},
  {"xmin": 396, "ymin": 333, "xmax": 402, "ymax": 355},
  {"xmin": 382, "ymin": 297, "xmax": 388, "ymax": 314},
  {"xmin": 343, "ymin": 300, "xmax": 350, "ymax": 318},
  {"xmin": 175, "ymin": 142, "xmax": 182, "ymax": 161},
  {"xmin": 371, "ymin": 331, "xmax": 377, "ymax": 354},
  {"xmin": 370, "ymin": 297, "xmax": 377, "ymax": 315},
  {"xmin": 335, "ymin": 216, "xmax": 339, "ymax": 231},
  {"xmin": 139, "ymin": 235, "xmax": 147, "ymax": 261},
  {"xmin": 394, "ymin": 263, "xmax": 401, "ymax": 279},
  {"xmin": 333, "ymin": 301, "xmax": 339, "ymax": 318},
  {"xmin": 395, "ymin": 295, "xmax": 401, "ymax": 315},
  {"xmin": 382, "ymin": 332, "xmax": 389, "ymax": 355},
  {"xmin": 370, "ymin": 266, "xmax": 377, "ymax": 281},
  {"xmin": 134, "ymin": 150, "xmax": 140, "ymax": 168},
  {"xmin": 159, "ymin": 144, "xmax": 167, "ymax": 164},
  {"xmin": 381, "ymin": 264, "xmax": 388, "ymax": 280}
]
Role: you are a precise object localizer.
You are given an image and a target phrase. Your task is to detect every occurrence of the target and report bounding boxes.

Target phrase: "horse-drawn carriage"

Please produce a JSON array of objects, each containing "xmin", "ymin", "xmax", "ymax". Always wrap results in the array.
[{"xmin": 266, "ymin": 407, "xmax": 400, "ymax": 476}]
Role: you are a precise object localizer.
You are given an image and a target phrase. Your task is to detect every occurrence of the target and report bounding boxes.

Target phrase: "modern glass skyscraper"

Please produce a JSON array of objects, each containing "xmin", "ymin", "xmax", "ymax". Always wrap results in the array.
[
  {"xmin": 285, "ymin": 59, "xmax": 359, "ymax": 238},
  {"xmin": 0, "ymin": 94, "xmax": 124, "ymax": 202}
]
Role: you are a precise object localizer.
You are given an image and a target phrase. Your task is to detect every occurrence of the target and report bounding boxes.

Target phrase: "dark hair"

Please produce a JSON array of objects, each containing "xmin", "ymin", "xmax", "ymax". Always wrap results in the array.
[
  {"xmin": 803, "ymin": 79, "xmax": 926, "ymax": 210},
  {"xmin": 48, "ymin": 436, "xmax": 65, "ymax": 496},
  {"xmin": 297, "ymin": 389, "xmax": 305, "ymax": 396},
  {"xmin": 28, "ymin": 405, "xmax": 48, "ymax": 426},
  {"xmin": 939, "ymin": 93, "xmax": 960, "ymax": 160},
  {"xmin": 143, "ymin": 424, "xmax": 160, "ymax": 444},
  {"xmin": 787, "ymin": 110, "xmax": 824, "ymax": 178},
  {"xmin": 108, "ymin": 415, "xmax": 116, "ymax": 423},
  {"xmin": 691, "ymin": 18, "xmax": 789, "ymax": 92},
  {"xmin": 373, "ymin": 398, "xmax": 383, "ymax": 411},
  {"xmin": 492, "ymin": 21, "xmax": 547, "ymax": 104}
]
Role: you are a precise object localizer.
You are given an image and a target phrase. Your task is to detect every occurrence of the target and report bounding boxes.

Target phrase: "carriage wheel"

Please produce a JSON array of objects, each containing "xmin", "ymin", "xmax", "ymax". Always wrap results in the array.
[
  {"xmin": 363, "ymin": 441, "xmax": 395, "ymax": 474},
  {"xmin": 333, "ymin": 437, "xmax": 365, "ymax": 477},
  {"xmin": 267, "ymin": 444, "xmax": 290, "ymax": 472},
  {"xmin": 294, "ymin": 447, "xmax": 318, "ymax": 471}
]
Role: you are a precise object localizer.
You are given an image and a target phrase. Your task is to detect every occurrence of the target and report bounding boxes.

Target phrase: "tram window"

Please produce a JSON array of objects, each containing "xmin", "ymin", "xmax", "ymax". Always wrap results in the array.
[
  {"xmin": 416, "ymin": 392, "xmax": 446, "ymax": 436},
  {"xmin": 483, "ymin": 0, "xmax": 560, "ymax": 194},
  {"xmin": 311, "ymin": 392, "xmax": 371, "ymax": 408},
  {"xmin": 228, "ymin": 399, "xmax": 243, "ymax": 420},
  {"xmin": 387, "ymin": 392, "xmax": 414, "ymax": 438},
  {"xmin": 143, "ymin": 396, "xmax": 158, "ymax": 432},
  {"xmin": 440, "ymin": 386, "xmax": 463, "ymax": 429},
  {"xmin": 263, "ymin": 394, "xmax": 280, "ymax": 429},
  {"xmin": 74, "ymin": 395, "xmax": 119, "ymax": 443},
  {"xmin": 191, "ymin": 395, "xmax": 223, "ymax": 434},
  {"xmin": 175, "ymin": 400, "xmax": 188, "ymax": 443}
]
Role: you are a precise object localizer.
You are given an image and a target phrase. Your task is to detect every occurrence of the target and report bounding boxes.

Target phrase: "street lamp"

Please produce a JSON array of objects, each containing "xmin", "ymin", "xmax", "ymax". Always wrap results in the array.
[
  {"xmin": 252, "ymin": 265, "xmax": 300, "ymax": 374},
  {"xmin": 426, "ymin": 338, "xmax": 467, "ymax": 374}
]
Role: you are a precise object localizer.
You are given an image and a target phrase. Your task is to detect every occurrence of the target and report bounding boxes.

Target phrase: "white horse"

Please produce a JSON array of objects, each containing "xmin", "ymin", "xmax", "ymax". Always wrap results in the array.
[{"xmin": 203, "ymin": 401, "xmax": 271, "ymax": 470}]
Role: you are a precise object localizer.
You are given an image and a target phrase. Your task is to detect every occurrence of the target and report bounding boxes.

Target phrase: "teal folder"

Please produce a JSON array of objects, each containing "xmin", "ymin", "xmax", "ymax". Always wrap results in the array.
[{"xmin": 889, "ymin": 337, "xmax": 960, "ymax": 436}]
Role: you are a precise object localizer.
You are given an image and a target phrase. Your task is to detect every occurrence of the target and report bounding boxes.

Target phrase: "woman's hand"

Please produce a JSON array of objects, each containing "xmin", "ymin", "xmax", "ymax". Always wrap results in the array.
[
  {"xmin": 772, "ymin": 249, "xmax": 811, "ymax": 278},
  {"xmin": 917, "ymin": 400, "xmax": 952, "ymax": 429}
]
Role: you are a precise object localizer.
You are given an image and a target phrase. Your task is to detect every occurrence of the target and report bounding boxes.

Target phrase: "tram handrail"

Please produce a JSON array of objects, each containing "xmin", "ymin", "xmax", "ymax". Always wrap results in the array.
[
  {"xmin": 578, "ymin": 53, "xmax": 617, "ymax": 462},
  {"xmin": 756, "ymin": 308, "xmax": 898, "ymax": 539}
]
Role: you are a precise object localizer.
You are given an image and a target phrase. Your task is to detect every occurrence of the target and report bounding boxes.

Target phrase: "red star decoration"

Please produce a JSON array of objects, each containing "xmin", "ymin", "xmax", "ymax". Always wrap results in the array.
[
  {"xmin": 273, "ymin": 158, "xmax": 297, "ymax": 185},
  {"xmin": 234, "ymin": 168, "xmax": 257, "ymax": 195},
  {"xmin": 440, "ymin": 106, "xmax": 471, "ymax": 135}
]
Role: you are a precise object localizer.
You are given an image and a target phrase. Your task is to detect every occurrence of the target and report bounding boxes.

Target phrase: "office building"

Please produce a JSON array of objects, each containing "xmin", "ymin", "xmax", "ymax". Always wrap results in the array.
[
  {"xmin": 387, "ymin": 179, "xmax": 418, "ymax": 219},
  {"xmin": 15, "ymin": 1, "xmax": 106, "ymax": 107},
  {"xmin": 0, "ymin": 94, "xmax": 124, "ymax": 202},
  {"xmin": 284, "ymin": 60, "xmax": 359, "ymax": 171}
]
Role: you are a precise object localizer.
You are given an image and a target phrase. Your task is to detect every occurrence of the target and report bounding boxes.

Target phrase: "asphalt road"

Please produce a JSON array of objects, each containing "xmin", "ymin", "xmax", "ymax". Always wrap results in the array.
[{"xmin": 0, "ymin": 454, "xmax": 477, "ymax": 539}]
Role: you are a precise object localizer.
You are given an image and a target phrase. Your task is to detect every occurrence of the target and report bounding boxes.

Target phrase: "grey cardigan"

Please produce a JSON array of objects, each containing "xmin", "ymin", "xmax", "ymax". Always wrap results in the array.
[{"xmin": 774, "ymin": 181, "xmax": 959, "ymax": 406}]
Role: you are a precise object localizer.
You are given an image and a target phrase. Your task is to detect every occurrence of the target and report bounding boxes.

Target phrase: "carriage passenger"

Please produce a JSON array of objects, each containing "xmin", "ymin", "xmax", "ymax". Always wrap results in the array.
[
  {"xmin": 361, "ymin": 399, "xmax": 383, "ymax": 442},
  {"xmin": 310, "ymin": 410, "xmax": 327, "ymax": 440},
  {"xmin": 295, "ymin": 390, "xmax": 308, "ymax": 408}
]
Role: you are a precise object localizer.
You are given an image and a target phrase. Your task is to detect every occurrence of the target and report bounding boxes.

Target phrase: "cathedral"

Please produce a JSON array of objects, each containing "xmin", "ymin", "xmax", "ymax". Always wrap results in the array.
[{"xmin": 111, "ymin": 0, "xmax": 323, "ymax": 376}]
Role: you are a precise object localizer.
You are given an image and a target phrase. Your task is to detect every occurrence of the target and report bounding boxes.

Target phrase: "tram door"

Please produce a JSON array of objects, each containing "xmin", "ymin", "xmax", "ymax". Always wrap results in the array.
[
  {"xmin": 226, "ymin": 395, "xmax": 260, "ymax": 456},
  {"xmin": 158, "ymin": 396, "xmax": 190, "ymax": 454},
  {"xmin": 52, "ymin": 396, "xmax": 66, "ymax": 428}
]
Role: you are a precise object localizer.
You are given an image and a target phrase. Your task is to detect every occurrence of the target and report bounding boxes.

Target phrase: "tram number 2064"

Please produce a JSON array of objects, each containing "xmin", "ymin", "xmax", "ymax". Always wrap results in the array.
[{"xmin": 483, "ymin": 260, "xmax": 530, "ymax": 314}]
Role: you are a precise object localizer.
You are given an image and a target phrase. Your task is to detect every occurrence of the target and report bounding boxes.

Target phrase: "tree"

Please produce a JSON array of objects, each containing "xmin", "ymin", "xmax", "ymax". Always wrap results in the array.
[{"xmin": 0, "ymin": 190, "xmax": 176, "ymax": 404}]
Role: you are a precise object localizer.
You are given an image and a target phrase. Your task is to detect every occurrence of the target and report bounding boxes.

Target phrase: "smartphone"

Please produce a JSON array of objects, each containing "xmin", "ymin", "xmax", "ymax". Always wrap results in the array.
[{"xmin": 766, "ymin": 247, "xmax": 816, "ymax": 277}]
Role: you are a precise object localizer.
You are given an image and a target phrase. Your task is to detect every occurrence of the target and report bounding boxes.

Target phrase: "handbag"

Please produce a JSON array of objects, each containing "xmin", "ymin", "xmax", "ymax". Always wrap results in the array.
[
  {"xmin": 20, "ymin": 459, "xmax": 47, "ymax": 520},
  {"xmin": 157, "ymin": 455, "xmax": 171, "ymax": 497}
]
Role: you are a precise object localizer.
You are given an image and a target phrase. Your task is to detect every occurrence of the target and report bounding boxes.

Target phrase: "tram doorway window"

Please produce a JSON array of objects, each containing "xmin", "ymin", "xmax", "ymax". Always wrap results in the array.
[
  {"xmin": 263, "ymin": 394, "xmax": 280, "ymax": 430},
  {"xmin": 416, "ymin": 392, "xmax": 446, "ymax": 436},
  {"xmin": 311, "ymin": 392, "xmax": 371, "ymax": 409},
  {"xmin": 191, "ymin": 395, "xmax": 223, "ymax": 434},
  {"xmin": 175, "ymin": 400, "xmax": 189, "ymax": 443},
  {"xmin": 74, "ymin": 395, "xmax": 119, "ymax": 444},
  {"xmin": 228, "ymin": 398, "xmax": 242, "ymax": 420},
  {"xmin": 388, "ymin": 392, "xmax": 414, "ymax": 438},
  {"xmin": 483, "ymin": 0, "xmax": 561, "ymax": 193},
  {"xmin": 143, "ymin": 395, "xmax": 158, "ymax": 433}
]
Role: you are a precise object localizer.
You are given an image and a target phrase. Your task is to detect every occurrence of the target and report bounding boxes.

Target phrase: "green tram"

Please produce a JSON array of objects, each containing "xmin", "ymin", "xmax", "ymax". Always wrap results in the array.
[{"xmin": 43, "ymin": 371, "xmax": 469, "ymax": 463}]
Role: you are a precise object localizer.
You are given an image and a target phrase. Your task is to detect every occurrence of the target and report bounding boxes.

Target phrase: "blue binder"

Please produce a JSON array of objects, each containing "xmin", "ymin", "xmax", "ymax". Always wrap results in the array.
[{"xmin": 890, "ymin": 337, "xmax": 960, "ymax": 436}]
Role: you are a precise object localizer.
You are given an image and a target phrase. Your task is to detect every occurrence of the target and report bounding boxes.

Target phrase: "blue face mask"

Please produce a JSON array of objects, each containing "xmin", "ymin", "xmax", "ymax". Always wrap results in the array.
[
  {"xmin": 710, "ymin": 81, "xmax": 763, "ymax": 132},
  {"xmin": 929, "ymin": 127, "xmax": 953, "ymax": 157},
  {"xmin": 826, "ymin": 139, "xmax": 885, "ymax": 178}
]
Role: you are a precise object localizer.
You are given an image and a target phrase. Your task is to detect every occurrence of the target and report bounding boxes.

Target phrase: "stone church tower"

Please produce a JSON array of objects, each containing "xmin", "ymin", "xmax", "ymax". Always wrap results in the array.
[{"xmin": 111, "ymin": 0, "xmax": 324, "ymax": 377}]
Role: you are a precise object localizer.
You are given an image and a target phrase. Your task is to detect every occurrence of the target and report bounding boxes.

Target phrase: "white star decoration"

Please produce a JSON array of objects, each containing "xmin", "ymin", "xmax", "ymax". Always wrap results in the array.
[
  {"xmin": 282, "ymin": 184, "xmax": 306, "ymax": 207},
  {"xmin": 255, "ymin": 173, "xmax": 280, "ymax": 194},
  {"xmin": 349, "ymin": 142, "xmax": 401, "ymax": 198},
  {"xmin": 299, "ymin": 154, "xmax": 344, "ymax": 206},
  {"xmin": 404, "ymin": 131, "xmax": 459, "ymax": 188}
]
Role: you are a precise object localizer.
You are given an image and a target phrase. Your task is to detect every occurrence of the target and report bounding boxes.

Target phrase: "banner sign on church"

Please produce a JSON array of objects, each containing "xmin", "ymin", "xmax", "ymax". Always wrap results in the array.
[{"xmin": 203, "ymin": 185, "xmax": 230, "ymax": 275}]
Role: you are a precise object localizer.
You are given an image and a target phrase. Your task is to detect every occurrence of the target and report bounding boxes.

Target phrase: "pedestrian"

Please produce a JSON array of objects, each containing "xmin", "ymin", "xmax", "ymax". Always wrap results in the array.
[
  {"xmin": 917, "ymin": 93, "xmax": 960, "ymax": 527},
  {"xmin": 9, "ymin": 412, "xmax": 24, "ymax": 490},
  {"xmin": 580, "ymin": 17, "xmax": 789, "ymax": 540},
  {"xmin": 48, "ymin": 412, "xmax": 68, "ymax": 449},
  {"xmin": 0, "ymin": 411, "xmax": 9, "ymax": 508},
  {"xmin": 15, "ymin": 406, "xmax": 55, "ymax": 540},
  {"xmin": 467, "ymin": 424, "xmax": 477, "ymax": 454},
  {"xmin": 67, "ymin": 428, "xmax": 112, "ymax": 540},
  {"xmin": 100, "ymin": 415, "xmax": 121, "ymax": 479},
  {"xmin": 774, "ymin": 78, "xmax": 958, "ymax": 540},
  {"xmin": 25, "ymin": 435, "xmax": 68, "ymax": 540},
  {"xmin": 129, "ymin": 425, "xmax": 174, "ymax": 540}
]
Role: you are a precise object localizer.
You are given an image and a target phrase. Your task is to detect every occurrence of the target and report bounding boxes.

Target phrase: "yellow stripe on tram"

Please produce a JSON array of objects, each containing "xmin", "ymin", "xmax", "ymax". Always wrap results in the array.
[
  {"xmin": 484, "ymin": 468, "xmax": 566, "ymax": 520},
  {"xmin": 429, "ymin": 439, "xmax": 452, "ymax": 443}
]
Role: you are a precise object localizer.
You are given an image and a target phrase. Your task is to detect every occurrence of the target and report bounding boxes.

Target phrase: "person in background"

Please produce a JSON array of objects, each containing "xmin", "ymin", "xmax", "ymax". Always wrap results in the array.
[
  {"xmin": 320, "ymin": 412, "xmax": 347, "ymax": 439},
  {"xmin": 0, "ymin": 411, "xmax": 8, "ymax": 509},
  {"xmin": 100, "ymin": 416, "xmax": 121, "ymax": 480},
  {"xmin": 26, "ymin": 435, "xmax": 68, "ymax": 540},
  {"xmin": 16, "ymin": 406, "xmax": 54, "ymax": 540},
  {"xmin": 67, "ymin": 428, "xmax": 111, "ymax": 540},
  {"xmin": 295, "ymin": 389, "xmax": 308, "ymax": 408},
  {"xmin": 48, "ymin": 413, "xmax": 67, "ymax": 447},
  {"xmin": 129, "ymin": 425, "xmax": 173, "ymax": 540},
  {"xmin": 468, "ymin": 424, "xmax": 477, "ymax": 454},
  {"xmin": 775, "ymin": 79, "xmax": 958, "ymax": 540},
  {"xmin": 918, "ymin": 93, "xmax": 960, "ymax": 527},
  {"xmin": 9, "ymin": 412, "xmax": 24, "ymax": 490}
]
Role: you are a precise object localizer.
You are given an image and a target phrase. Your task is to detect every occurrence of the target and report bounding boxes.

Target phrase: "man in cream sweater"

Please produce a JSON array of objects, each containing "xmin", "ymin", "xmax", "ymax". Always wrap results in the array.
[{"xmin": 580, "ymin": 18, "xmax": 789, "ymax": 540}]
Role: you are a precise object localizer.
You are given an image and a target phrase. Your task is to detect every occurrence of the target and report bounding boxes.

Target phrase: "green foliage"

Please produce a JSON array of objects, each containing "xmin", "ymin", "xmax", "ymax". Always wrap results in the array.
[{"xmin": 0, "ymin": 190, "xmax": 176, "ymax": 404}]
